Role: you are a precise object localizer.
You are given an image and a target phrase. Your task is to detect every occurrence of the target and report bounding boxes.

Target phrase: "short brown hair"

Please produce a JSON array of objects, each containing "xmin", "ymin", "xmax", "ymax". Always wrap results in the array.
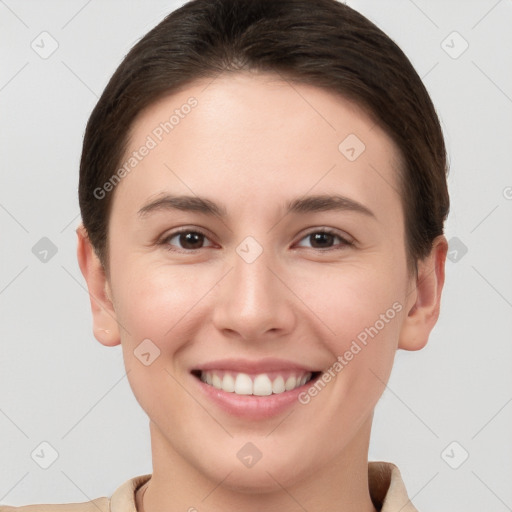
[{"xmin": 79, "ymin": 0, "xmax": 449, "ymax": 275}]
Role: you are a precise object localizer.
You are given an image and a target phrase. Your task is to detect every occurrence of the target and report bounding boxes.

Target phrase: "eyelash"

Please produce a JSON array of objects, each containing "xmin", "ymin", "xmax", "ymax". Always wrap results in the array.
[{"xmin": 158, "ymin": 227, "xmax": 354, "ymax": 253}]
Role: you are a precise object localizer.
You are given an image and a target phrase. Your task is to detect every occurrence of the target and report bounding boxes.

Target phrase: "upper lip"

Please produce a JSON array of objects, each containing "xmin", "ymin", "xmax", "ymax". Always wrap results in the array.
[{"xmin": 192, "ymin": 358, "xmax": 320, "ymax": 374}]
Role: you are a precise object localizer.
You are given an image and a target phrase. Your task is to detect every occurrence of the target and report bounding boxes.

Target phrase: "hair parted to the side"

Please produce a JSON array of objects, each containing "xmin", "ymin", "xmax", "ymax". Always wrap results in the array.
[{"xmin": 78, "ymin": 0, "xmax": 449, "ymax": 276}]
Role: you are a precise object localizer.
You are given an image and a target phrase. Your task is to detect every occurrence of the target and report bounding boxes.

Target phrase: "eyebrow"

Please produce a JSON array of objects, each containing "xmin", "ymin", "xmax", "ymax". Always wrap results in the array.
[{"xmin": 138, "ymin": 193, "xmax": 375, "ymax": 219}]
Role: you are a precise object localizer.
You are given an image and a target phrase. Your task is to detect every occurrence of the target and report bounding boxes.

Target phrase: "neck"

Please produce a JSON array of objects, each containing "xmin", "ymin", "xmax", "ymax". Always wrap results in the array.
[{"xmin": 139, "ymin": 417, "xmax": 378, "ymax": 512}]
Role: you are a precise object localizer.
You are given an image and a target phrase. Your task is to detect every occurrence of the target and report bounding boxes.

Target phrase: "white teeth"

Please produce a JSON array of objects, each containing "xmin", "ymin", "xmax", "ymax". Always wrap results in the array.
[
  {"xmin": 199, "ymin": 371, "xmax": 313, "ymax": 396},
  {"xmin": 272, "ymin": 375, "xmax": 285, "ymax": 394},
  {"xmin": 234, "ymin": 373, "xmax": 253, "ymax": 395},
  {"xmin": 253, "ymin": 374, "xmax": 273, "ymax": 396},
  {"xmin": 285, "ymin": 376, "xmax": 297, "ymax": 391},
  {"xmin": 212, "ymin": 373, "xmax": 222, "ymax": 389},
  {"xmin": 222, "ymin": 373, "xmax": 235, "ymax": 392}
]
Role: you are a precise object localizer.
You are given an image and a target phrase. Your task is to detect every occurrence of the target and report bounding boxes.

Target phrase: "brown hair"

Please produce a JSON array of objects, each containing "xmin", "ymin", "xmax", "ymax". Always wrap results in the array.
[{"xmin": 79, "ymin": 0, "xmax": 449, "ymax": 275}]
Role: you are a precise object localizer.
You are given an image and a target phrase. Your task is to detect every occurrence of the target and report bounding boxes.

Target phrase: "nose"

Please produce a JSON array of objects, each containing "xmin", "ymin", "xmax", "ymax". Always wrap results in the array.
[{"xmin": 212, "ymin": 244, "xmax": 296, "ymax": 342}]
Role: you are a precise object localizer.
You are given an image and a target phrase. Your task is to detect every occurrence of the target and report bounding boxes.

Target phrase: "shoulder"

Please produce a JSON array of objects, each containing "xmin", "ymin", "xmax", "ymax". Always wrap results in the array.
[
  {"xmin": 0, "ymin": 497, "xmax": 109, "ymax": 511},
  {"xmin": 0, "ymin": 474, "xmax": 151, "ymax": 512},
  {"xmin": 368, "ymin": 461, "xmax": 419, "ymax": 512}
]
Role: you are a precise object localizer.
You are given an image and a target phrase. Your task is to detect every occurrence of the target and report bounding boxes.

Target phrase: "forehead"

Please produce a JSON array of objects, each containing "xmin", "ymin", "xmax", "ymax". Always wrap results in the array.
[{"xmin": 112, "ymin": 71, "xmax": 403, "ymax": 225}]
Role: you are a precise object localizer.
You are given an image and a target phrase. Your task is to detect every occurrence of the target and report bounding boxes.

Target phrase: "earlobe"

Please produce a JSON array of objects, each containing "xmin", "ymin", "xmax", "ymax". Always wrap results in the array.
[
  {"xmin": 398, "ymin": 235, "xmax": 448, "ymax": 351},
  {"xmin": 76, "ymin": 224, "xmax": 121, "ymax": 347}
]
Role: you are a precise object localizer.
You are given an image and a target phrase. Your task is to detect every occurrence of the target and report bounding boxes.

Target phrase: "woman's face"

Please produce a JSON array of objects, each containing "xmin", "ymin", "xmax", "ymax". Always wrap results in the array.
[{"xmin": 103, "ymin": 72, "xmax": 417, "ymax": 489}]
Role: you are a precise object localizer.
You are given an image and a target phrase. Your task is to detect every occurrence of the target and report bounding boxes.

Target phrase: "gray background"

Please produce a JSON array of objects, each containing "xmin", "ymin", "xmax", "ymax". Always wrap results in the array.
[{"xmin": 1, "ymin": 0, "xmax": 511, "ymax": 510}]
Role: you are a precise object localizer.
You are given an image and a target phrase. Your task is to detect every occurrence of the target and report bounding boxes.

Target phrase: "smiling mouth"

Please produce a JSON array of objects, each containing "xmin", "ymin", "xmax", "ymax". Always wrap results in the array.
[{"xmin": 191, "ymin": 370, "xmax": 322, "ymax": 396}]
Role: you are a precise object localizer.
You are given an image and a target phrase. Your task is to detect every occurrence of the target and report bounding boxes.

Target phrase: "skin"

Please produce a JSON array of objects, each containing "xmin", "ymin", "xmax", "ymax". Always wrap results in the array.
[{"xmin": 77, "ymin": 71, "xmax": 447, "ymax": 512}]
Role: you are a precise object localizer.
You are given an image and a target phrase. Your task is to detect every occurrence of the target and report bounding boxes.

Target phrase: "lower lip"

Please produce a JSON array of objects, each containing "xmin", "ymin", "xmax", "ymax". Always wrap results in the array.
[{"xmin": 193, "ymin": 374, "xmax": 318, "ymax": 420}]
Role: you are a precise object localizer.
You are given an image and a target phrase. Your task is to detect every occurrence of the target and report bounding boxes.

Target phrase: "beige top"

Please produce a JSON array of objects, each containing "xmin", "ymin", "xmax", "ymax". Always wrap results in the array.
[{"xmin": 0, "ymin": 462, "xmax": 418, "ymax": 511}]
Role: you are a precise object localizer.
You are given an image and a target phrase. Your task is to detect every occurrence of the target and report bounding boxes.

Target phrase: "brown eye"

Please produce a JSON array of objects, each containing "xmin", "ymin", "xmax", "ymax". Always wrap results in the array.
[
  {"xmin": 296, "ymin": 229, "xmax": 353, "ymax": 250},
  {"xmin": 163, "ymin": 230, "xmax": 213, "ymax": 251},
  {"xmin": 309, "ymin": 232, "xmax": 336, "ymax": 248}
]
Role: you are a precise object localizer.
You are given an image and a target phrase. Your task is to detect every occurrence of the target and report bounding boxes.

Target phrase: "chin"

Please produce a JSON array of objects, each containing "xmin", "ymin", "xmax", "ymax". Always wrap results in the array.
[
  {"xmin": 217, "ymin": 466, "xmax": 300, "ymax": 494},
  {"xmin": 198, "ymin": 446, "xmax": 311, "ymax": 494}
]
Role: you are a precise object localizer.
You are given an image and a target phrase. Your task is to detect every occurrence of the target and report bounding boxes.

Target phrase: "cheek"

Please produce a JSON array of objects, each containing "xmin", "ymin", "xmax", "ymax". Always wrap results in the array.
[
  {"xmin": 297, "ymin": 261, "xmax": 405, "ymax": 415},
  {"xmin": 302, "ymin": 268, "xmax": 404, "ymax": 421},
  {"xmin": 111, "ymin": 264, "xmax": 207, "ymax": 423},
  {"xmin": 112, "ymin": 262, "xmax": 209, "ymax": 344},
  {"xmin": 297, "ymin": 261, "xmax": 404, "ymax": 344}
]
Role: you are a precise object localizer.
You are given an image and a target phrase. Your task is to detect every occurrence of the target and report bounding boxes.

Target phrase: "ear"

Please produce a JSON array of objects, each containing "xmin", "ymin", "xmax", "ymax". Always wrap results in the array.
[
  {"xmin": 398, "ymin": 235, "xmax": 448, "ymax": 351},
  {"xmin": 76, "ymin": 224, "xmax": 120, "ymax": 347}
]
